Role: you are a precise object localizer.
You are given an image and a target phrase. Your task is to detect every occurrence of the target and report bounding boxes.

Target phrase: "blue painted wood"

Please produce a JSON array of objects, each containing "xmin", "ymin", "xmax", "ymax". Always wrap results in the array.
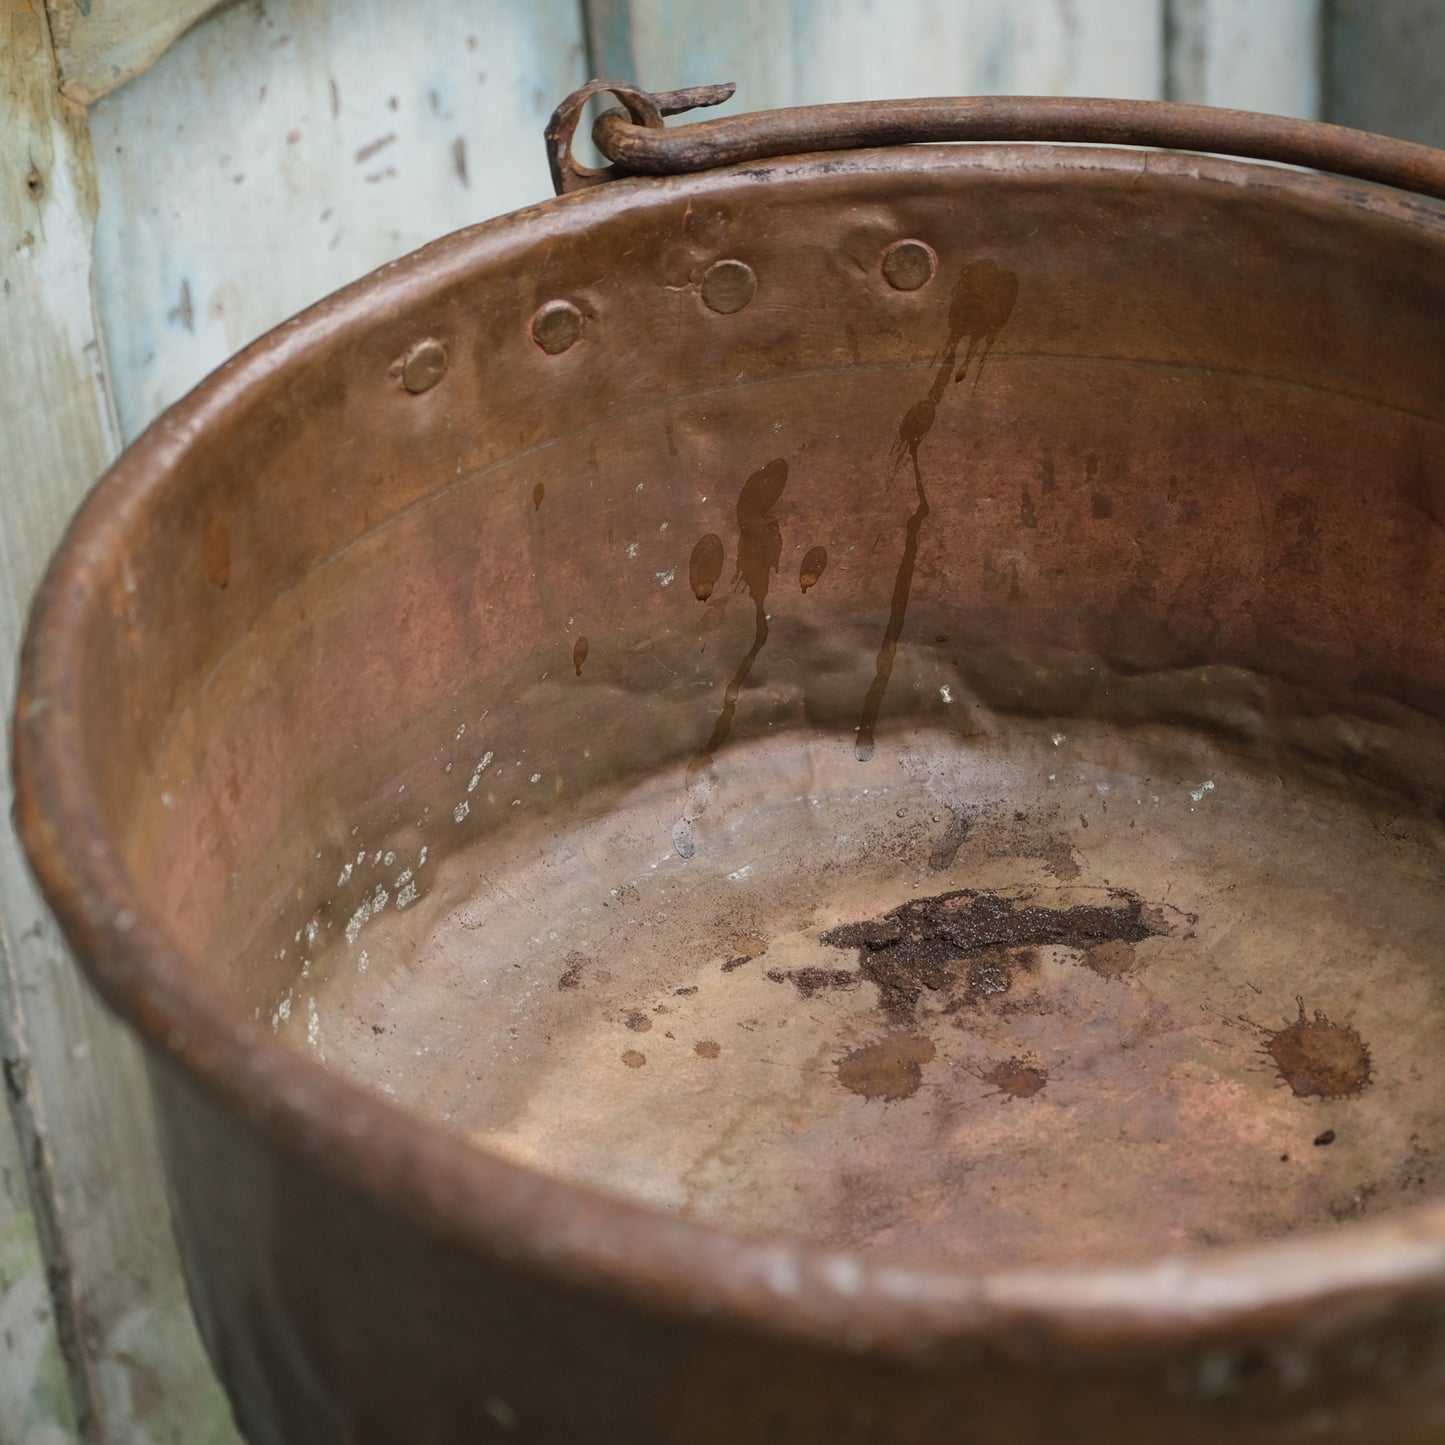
[
  {"xmin": 1167, "ymin": 0, "xmax": 1321, "ymax": 116},
  {"xmin": 1326, "ymin": 0, "xmax": 1445, "ymax": 145},
  {"xmin": 90, "ymin": 0, "xmax": 590, "ymax": 439},
  {"xmin": 601, "ymin": 0, "xmax": 1165, "ymax": 120}
]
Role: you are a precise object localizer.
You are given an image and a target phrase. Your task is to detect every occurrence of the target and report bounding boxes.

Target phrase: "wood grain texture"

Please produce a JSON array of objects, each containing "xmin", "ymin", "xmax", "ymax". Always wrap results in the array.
[
  {"xmin": 44, "ymin": 0, "xmax": 227, "ymax": 104},
  {"xmin": 1326, "ymin": 0, "xmax": 1445, "ymax": 145},
  {"xmin": 1, "ymin": 2, "xmax": 238, "ymax": 1441},
  {"xmin": 594, "ymin": 0, "xmax": 1164, "ymax": 115},
  {"xmin": 89, "ymin": 0, "xmax": 589, "ymax": 439}
]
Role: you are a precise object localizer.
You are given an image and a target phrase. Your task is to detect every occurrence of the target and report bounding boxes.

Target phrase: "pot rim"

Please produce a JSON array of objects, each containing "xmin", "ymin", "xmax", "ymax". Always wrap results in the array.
[{"xmin": 16, "ymin": 135, "xmax": 1445, "ymax": 1366}]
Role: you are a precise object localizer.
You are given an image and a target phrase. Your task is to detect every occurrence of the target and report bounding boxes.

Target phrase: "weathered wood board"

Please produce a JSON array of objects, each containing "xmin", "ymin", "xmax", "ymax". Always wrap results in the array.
[
  {"xmin": 1168, "ymin": 0, "xmax": 1321, "ymax": 114},
  {"xmin": 0, "ymin": 1112, "xmax": 77, "ymax": 1445},
  {"xmin": 590, "ymin": 0, "xmax": 1166, "ymax": 113},
  {"xmin": 2, "ymin": 2, "xmax": 257, "ymax": 1441},
  {"xmin": 43, "ymin": 0, "xmax": 228, "ymax": 105},
  {"xmin": 88, "ymin": 0, "xmax": 590, "ymax": 439},
  {"xmin": 1327, "ymin": 0, "xmax": 1445, "ymax": 147}
]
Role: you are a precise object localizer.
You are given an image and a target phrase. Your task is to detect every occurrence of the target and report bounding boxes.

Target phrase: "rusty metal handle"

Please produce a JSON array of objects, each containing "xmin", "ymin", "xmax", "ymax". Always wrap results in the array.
[
  {"xmin": 545, "ymin": 79, "xmax": 737, "ymax": 195},
  {"xmin": 547, "ymin": 82, "xmax": 1445, "ymax": 204}
]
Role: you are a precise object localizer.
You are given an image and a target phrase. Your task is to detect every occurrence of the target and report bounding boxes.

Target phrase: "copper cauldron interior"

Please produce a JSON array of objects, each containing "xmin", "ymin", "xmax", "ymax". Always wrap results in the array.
[{"xmin": 47, "ymin": 142, "xmax": 1445, "ymax": 1271}]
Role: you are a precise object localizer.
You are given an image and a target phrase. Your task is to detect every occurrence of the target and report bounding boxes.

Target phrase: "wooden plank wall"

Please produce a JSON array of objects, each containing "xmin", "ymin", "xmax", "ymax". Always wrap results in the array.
[
  {"xmin": 0, "ymin": 1, "xmax": 1371, "ymax": 1439},
  {"xmin": 1, "ymin": 1111, "xmax": 76, "ymax": 1445},
  {"xmin": 88, "ymin": 0, "xmax": 588, "ymax": 439},
  {"xmin": 592, "ymin": 0, "xmax": 1165, "ymax": 107},
  {"xmin": 2, "ymin": 8, "xmax": 587, "ymax": 1442},
  {"xmin": 0, "ymin": 6, "xmax": 206, "ymax": 1443},
  {"xmin": 1167, "ymin": 0, "xmax": 1321, "ymax": 113},
  {"xmin": 1326, "ymin": 0, "xmax": 1445, "ymax": 149},
  {"xmin": 43, "ymin": 0, "xmax": 227, "ymax": 105}
]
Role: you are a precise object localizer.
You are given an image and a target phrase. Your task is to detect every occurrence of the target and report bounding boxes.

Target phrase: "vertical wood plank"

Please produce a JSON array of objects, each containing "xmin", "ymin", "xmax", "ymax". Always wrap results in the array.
[
  {"xmin": 43, "ymin": 0, "xmax": 226, "ymax": 104},
  {"xmin": 584, "ymin": 0, "xmax": 637, "ymax": 80},
  {"xmin": 8, "ymin": 0, "xmax": 590, "ymax": 1436},
  {"xmin": 1325, "ymin": 0, "xmax": 1445, "ymax": 146},
  {"xmin": 1, "ymin": 3, "xmax": 239, "ymax": 1441},
  {"xmin": 602, "ymin": 0, "xmax": 1164, "ymax": 117},
  {"xmin": 0, "ymin": 1111, "xmax": 78, "ymax": 1445},
  {"xmin": 1166, "ymin": 0, "xmax": 1322, "ymax": 116},
  {"xmin": 793, "ymin": 0, "xmax": 1165, "ymax": 106},
  {"xmin": 89, "ymin": 0, "xmax": 590, "ymax": 440}
]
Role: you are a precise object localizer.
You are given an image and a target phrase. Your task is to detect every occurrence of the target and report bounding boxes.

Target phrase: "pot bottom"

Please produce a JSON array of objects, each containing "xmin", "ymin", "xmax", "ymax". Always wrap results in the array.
[{"xmin": 272, "ymin": 717, "xmax": 1445, "ymax": 1269}]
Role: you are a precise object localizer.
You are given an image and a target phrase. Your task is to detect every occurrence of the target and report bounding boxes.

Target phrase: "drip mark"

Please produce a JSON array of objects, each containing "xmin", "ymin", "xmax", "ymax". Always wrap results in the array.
[
  {"xmin": 689, "ymin": 532, "xmax": 724, "ymax": 601},
  {"xmin": 799, "ymin": 545, "xmax": 828, "ymax": 593},
  {"xmin": 675, "ymin": 462, "xmax": 787, "ymax": 854},
  {"xmin": 855, "ymin": 260, "xmax": 1018, "ymax": 761},
  {"xmin": 572, "ymin": 636, "xmax": 589, "ymax": 676}
]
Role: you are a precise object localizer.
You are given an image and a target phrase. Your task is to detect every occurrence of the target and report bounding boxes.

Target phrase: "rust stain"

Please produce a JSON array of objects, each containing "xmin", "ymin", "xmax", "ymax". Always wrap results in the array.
[
  {"xmin": 799, "ymin": 544, "xmax": 828, "ymax": 593},
  {"xmin": 621, "ymin": 1049, "xmax": 646, "ymax": 1070},
  {"xmin": 928, "ymin": 804, "xmax": 975, "ymax": 872},
  {"xmin": 837, "ymin": 1034, "xmax": 936, "ymax": 1101},
  {"xmin": 689, "ymin": 532, "xmax": 724, "ymax": 601},
  {"xmin": 1266, "ymin": 1000, "xmax": 1373, "ymax": 1099},
  {"xmin": 1036, "ymin": 838, "xmax": 1081, "ymax": 881},
  {"xmin": 807, "ymin": 887, "xmax": 1158, "ymax": 1025},
  {"xmin": 557, "ymin": 951, "xmax": 590, "ymax": 989},
  {"xmin": 1082, "ymin": 938, "xmax": 1137, "ymax": 979},
  {"xmin": 694, "ymin": 1040, "xmax": 721, "ymax": 1059},
  {"xmin": 766, "ymin": 966, "xmax": 859, "ymax": 998},
  {"xmin": 675, "ymin": 463, "xmax": 787, "ymax": 857},
  {"xmin": 982, "ymin": 1056, "xmax": 1048, "ymax": 1101},
  {"xmin": 855, "ymin": 260, "xmax": 1018, "ymax": 760}
]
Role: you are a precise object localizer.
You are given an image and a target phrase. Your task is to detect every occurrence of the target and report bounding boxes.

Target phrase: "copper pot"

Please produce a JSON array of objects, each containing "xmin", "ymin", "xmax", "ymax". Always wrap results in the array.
[{"xmin": 16, "ymin": 85, "xmax": 1445, "ymax": 1443}]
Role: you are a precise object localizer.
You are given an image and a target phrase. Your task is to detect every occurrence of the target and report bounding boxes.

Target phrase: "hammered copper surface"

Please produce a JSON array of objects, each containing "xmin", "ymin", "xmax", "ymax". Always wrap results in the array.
[{"xmin": 16, "ymin": 92, "xmax": 1445, "ymax": 1443}]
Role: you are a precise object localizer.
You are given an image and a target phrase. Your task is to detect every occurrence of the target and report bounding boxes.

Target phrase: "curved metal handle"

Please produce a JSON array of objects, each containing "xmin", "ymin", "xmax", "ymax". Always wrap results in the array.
[
  {"xmin": 547, "ymin": 82, "xmax": 1445, "ymax": 204},
  {"xmin": 545, "ymin": 79, "xmax": 736, "ymax": 194}
]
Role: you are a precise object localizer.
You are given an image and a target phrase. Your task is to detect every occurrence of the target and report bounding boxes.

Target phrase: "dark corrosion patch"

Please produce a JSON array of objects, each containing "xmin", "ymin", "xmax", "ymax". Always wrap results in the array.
[
  {"xmin": 771, "ymin": 887, "xmax": 1162, "ymax": 1025},
  {"xmin": 1266, "ymin": 1000, "xmax": 1372, "ymax": 1100},
  {"xmin": 837, "ymin": 1034, "xmax": 937, "ymax": 1101}
]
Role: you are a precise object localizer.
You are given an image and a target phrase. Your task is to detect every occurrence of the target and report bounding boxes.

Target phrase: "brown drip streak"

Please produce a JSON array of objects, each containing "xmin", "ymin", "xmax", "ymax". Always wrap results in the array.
[
  {"xmin": 689, "ymin": 532, "xmax": 725, "ymax": 601},
  {"xmin": 855, "ymin": 260, "xmax": 1018, "ymax": 761},
  {"xmin": 701, "ymin": 459, "xmax": 787, "ymax": 758},
  {"xmin": 675, "ymin": 461, "xmax": 788, "ymax": 857},
  {"xmin": 799, "ymin": 545, "xmax": 828, "ymax": 593}
]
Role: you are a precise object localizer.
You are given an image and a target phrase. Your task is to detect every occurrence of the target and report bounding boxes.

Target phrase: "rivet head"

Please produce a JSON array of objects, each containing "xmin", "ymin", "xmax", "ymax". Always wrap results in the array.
[
  {"xmin": 701, "ymin": 259, "xmax": 756, "ymax": 314},
  {"xmin": 399, "ymin": 338, "xmax": 448, "ymax": 393},
  {"xmin": 882, "ymin": 239, "xmax": 937, "ymax": 291},
  {"xmin": 531, "ymin": 300, "xmax": 583, "ymax": 354}
]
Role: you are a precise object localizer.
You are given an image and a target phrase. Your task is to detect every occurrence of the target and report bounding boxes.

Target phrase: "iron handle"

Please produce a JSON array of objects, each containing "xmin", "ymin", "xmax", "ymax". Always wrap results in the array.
[{"xmin": 547, "ymin": 81, "xmax": 1445, "ymax": 204}]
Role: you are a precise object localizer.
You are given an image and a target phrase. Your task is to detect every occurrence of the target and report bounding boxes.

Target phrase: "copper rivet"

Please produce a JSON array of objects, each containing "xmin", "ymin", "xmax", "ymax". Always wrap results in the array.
[
  {"xmin": 882, "ymin": 239, "xmax": 937, "ymax": 291},
  {"xmin": 399, "ymin": 338, "xmax": 448, "ymax": 393},
  {"xmin": 531, "ymin": 300, "xmax": 583, "ymax": 355},
  {"xmin": 701, "ymin": 259, "xmax": 756, "ymax": 314}
]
